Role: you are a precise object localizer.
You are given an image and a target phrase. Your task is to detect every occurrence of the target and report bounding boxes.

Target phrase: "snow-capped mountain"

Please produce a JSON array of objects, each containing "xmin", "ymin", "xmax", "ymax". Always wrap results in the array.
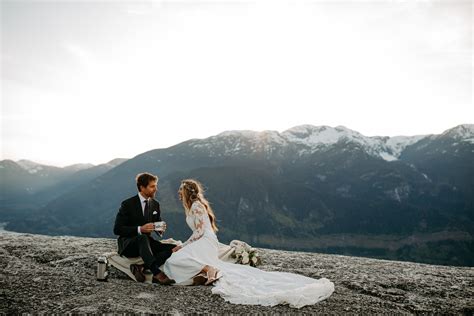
[
  {"xmin": 63, "ymin": 163, "xmax": 95, "ymax": 172},
  {"xmin": 16, "ymin": 160, "xmax": 95, "ymax": 174},
  {"xmin": 281, "ymin": 125, "xmax": 430, "ymax": 161},
  {"xmin": 440, "ymin": 124, "xmax": 474, "ymax": 143},
  {"xmin": 190, "ymin": 124, "xmax": 469, "ymax": 162},
  {"xmin": 16, "ymin": 159, "xmax": 48, "ymax": 174},
  {"xmin": 104, "ymin": 158, "xmax": 128, "ymax": 168}
]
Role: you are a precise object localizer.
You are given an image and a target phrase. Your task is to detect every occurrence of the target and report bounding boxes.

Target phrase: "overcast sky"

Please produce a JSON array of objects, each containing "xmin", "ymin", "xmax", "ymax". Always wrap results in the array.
[{"xmin": 1, "ymin": 0, "xmax": 472, "ymax": 166}]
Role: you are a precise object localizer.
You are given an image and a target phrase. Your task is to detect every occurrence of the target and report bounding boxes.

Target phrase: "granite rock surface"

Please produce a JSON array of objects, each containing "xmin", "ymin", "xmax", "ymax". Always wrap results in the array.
[{"xmin": 1, "ymin": 231, "xmax": 473, "ymax": 314}]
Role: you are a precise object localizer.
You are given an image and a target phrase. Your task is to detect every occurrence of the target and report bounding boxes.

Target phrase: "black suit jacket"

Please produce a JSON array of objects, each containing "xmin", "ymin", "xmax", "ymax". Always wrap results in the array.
[{"xmin": 113, "ymin": 195, "xmax": 162, "ymax": 254}]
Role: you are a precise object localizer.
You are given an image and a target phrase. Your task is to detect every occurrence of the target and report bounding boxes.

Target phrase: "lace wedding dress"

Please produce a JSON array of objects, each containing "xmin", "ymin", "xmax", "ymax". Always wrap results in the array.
[{"xmin": 162, "ymin": 201, "xmax": 335, "ymax": 308}]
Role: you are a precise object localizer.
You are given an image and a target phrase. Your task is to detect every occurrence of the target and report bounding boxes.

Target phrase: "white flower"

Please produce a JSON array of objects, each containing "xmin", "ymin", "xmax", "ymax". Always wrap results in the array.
[
  {"xmin": 241, "ymin": 252, "xmax": 249, "ymax": 264},
  {"xmin": 251, "ymin": 256, "xmax": 258, "ymax": 265},
  {"xmin": 235, "ymin": 247, "xmax": 244, "ymax": 255},
  {"xmin": 230, "ymin": 240, "xmax": 261, "ymax": 266},
  {"xmin": 231, "ymin": 240, "xmax": 244, "ymax": 248}
]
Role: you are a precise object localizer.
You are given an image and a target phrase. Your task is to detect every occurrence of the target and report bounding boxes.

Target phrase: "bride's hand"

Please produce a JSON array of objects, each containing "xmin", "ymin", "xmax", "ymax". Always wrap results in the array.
[{"xmin": 172, "ymin": 245, "xmax": 182, "ymax": 253}]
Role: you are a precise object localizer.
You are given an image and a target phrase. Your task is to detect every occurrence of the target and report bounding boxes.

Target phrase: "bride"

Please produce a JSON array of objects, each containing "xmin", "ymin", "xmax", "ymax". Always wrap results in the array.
[{"xmin": 161, "ymin": 179, "xmax": 335, "ymax": 308}]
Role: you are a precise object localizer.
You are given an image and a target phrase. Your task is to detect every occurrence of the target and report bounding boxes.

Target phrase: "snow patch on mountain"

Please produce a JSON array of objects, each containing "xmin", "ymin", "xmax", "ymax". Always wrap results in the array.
[
  {"xmin": 189, "ymin": 124, "xmax": 473, "ymax": 161},
  {"xmin": 17, "ymin": 160, "xmax": 45, "ymax": 174},
  {"xmin": 281, "ymin": 125, "xmax": 377, "ymax": 148},
  {"xmin": 384, "ymin": 135, "xmax": 427, "ymax": 157},
  {"xmin": 441, "ymin": 124, "xmax": 474, "ymax": 141},
  {"xmin": 218, "ymin": 130, "xmax": 262, "ymax": 139},
  {"xmin": 64, "ymin": 163, "xmax": 95, "ymax": 172},
  {"xmin": 192, "ymin": 130, "xmax": 287, "ymax": 156},
  {"xmin": 282, "ymin": 125, "xmax": 345, "ymax": 146},
  {"xmin": 379, "ymin": 152, "xmax": 398, "ymax": 161},
  {"xmin": 282, "ymin": 125, "xmax": 426, "ymax": 161},
  {"xmin": 103, "ymin": 158, "xmax": 128, "ymax": 168},
  {"xmin": 17, "ymin": 159, "xmax": 41, "ymax": 170}
]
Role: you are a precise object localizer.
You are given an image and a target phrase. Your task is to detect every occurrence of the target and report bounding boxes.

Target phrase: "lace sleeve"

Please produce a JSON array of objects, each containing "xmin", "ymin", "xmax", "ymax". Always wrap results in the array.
[{"xmin": 182, "ymin": 202, "xmax": 206, "ymax": 247}]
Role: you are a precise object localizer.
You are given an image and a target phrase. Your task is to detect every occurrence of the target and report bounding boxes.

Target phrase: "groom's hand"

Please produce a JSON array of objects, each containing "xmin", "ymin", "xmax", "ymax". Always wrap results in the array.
[
  {"xmin": 172, "ymin": 245, "xmax": 182, "ymax": 252},
  {"xmin": 140, "ymin": 223, "xmax": 155, "ymax": 234}
]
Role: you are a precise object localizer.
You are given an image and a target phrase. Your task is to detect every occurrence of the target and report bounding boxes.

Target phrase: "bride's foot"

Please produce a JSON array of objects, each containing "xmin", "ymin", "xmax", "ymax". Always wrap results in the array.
[{"xmin": 204, "ymin": 266, "xmax": 222, "ymax": 286}]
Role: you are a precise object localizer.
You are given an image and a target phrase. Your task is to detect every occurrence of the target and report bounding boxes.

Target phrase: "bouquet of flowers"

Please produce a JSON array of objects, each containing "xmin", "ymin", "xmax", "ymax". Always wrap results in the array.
[{"xmin": 230, "ymin": 240, "xmax": 262, "ymax": 267}]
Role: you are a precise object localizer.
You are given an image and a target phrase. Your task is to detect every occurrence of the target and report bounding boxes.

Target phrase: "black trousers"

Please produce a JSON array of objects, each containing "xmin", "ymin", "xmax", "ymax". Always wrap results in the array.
[{"xmin": 118, "ymin": 235, "xmax": 174, "ymax": 275}]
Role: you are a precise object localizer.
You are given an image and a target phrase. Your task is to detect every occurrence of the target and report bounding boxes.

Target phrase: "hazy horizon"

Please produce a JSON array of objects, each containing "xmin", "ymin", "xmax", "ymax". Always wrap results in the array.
[{"xmin": 2, "ymin": 0, "xmax": 472, "ymax": 166}]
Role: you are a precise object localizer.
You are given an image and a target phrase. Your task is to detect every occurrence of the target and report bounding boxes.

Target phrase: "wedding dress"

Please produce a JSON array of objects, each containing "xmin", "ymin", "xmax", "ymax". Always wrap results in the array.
[{"xmin": 162, "ymin": 201, "xmax": 335, "ymax": 308}]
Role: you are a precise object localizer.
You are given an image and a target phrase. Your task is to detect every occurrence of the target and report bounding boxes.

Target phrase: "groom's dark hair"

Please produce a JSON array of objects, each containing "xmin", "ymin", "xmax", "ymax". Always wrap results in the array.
[{"xmin": 136, "ymin": 172, "xmax": 158, "ymax": 191}]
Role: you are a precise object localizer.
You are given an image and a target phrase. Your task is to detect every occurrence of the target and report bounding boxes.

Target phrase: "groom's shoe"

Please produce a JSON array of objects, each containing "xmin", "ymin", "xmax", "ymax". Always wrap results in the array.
[
  {"xmin": 152, "ymin": 272, "xmax": 174, "ymax": 285},
  {"xmin": 130, "ymin": 264, "xmax": 146, "ymax": 283}
]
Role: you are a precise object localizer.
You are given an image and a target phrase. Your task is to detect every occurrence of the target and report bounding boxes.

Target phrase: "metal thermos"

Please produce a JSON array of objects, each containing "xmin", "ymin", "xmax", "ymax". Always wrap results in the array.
[{"xmin": 96, "ymin": 256, "xmax": 108, "ymax": 281}]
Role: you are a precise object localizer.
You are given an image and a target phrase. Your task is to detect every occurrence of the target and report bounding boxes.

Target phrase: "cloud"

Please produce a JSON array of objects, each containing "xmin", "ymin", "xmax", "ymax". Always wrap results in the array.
[
  {"xmin": 1, "ymin": 0, "xmax": 471, "ymax": 165},
  {"xmin": 63, "ymin": 42, "xmax": 96, "ymax": 68}
]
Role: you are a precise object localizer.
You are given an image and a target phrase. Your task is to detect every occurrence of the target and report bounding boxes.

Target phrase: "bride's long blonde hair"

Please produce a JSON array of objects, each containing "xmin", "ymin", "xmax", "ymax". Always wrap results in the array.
[{"xmin": 179, "ymin": 179, "xmax": 218, "ymax": 232}]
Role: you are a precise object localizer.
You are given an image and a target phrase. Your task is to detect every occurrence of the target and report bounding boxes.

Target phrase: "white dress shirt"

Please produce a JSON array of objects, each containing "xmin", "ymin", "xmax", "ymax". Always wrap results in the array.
[{"xmin": 137, "ymin": 192, "xmax": 149, "ymax": 235}]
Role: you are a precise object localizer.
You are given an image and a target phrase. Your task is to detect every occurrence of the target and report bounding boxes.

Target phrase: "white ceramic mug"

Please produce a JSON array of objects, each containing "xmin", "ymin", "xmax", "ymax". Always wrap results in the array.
[{"xmin": 154, "ymin": 221, "xmax": 166, "ymax": 232}]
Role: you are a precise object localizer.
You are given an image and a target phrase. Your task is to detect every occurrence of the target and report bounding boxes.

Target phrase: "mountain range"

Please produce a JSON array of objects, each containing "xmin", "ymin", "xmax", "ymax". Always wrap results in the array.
[{"xmin": 1, "ymin": 124, "xmax": 473, "ymax": 266}]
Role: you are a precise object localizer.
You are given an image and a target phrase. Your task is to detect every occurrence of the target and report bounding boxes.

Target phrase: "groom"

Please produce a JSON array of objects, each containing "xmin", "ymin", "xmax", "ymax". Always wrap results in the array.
[{"xmin": 113, "ymin": 172, "xmax": 175, "ymax": 284}]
